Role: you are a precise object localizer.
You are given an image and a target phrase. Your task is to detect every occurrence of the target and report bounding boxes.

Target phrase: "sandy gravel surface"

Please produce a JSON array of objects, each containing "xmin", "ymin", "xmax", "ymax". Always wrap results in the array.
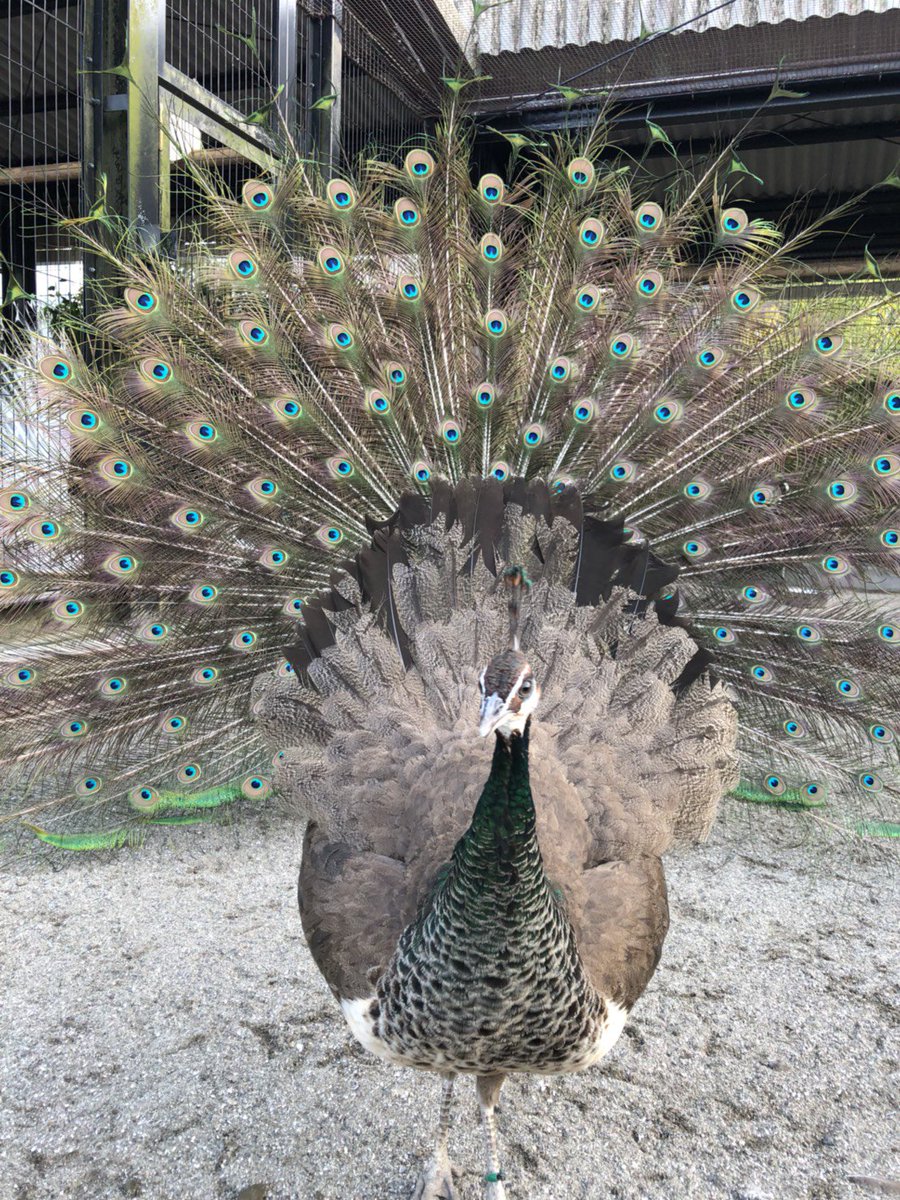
[{"xmin": 1, "ymin": 809, "xmax": 897, "ymax": 1200}]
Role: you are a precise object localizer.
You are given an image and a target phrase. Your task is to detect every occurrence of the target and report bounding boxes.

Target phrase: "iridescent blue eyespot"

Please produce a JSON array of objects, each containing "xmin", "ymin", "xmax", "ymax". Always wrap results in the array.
[
  {"xmin": 816, "ymin": 336, "xmax": 833, "ymax": 352},
  {"xmin": 878, "ymin": 624, "xmax": 896, "ymax": 642},
  {"xmin": 237, "ymin": 259, "xmax": 254, "ymax": 276},
  {"xmin": 869, "ymin": 723, "xmax": 893, "ymax": 742},
  {"xmin": 579, "ymin": 219, "xmax": 604, "ymax": 248},
  {"xmin": 859, "ymin": 772, "xmax": 883, "ymax": 791},
  {"xmin": 1, "ymin": 570, "xmax": 19, "ymax": 587},
  {"xmin": 882, "ymin": 529, "xmax": 899, "ymax": 547},
  {"xmin": 884, "ymin": 391, "xmax": 900, "ymax": 414},
  {"xmin": 714, "ymin": 627, "xmax": 734, "ymax": 642},
  {"xmin": 872, "ymin": 454, "xmax": 898, "ymax": 477},
  {"xmin": 822, "ymin": 555, "xmax": 847, "ymax": 574},
  {"xmin": 796, "ymin": 625, "xmax": 821, "ymax": 643},
  {"xmin": 836, "ymin": 678, "xmax": 860, "ymax": 698},
  {"xmin": 188, "ymin": 583, "xmax": 219, "ymax": 605},
  {"xmin": 152, "ymin": 363, "xmax": 169, "ymax": 380}
]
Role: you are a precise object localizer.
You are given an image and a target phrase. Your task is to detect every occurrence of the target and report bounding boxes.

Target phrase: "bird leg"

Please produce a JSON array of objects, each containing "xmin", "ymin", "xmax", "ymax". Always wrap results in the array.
[
  {"xmin": 410, "ymin": 1072, "xmax": 457, "ymax": 1200},
  {"xmin": 477, "ymin": 1073, "xmax": 508, "ymax": 1200}
]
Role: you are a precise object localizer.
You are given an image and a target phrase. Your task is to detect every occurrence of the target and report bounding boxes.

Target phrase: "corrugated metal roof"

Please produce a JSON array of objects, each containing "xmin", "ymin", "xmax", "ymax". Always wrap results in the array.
[{"xmin": 464, "ymin": 0, "xmax": 899, "ymax": 56}]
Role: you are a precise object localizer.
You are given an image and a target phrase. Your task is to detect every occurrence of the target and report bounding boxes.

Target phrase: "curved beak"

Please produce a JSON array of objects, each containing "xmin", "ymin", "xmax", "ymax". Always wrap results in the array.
[{"xmin": 478, "ymin": 693, "xmax": 505, "ymax": 738}]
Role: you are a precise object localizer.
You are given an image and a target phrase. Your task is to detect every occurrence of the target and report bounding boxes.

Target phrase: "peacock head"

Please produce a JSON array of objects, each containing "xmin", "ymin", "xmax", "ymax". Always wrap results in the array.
[
  {"xmin": 478, "ymin": 648, "xmax": 540, "ymax": 738},
  {"xmin": 478, "ymin": 565, "xmax": 540, "ymax": 738}
]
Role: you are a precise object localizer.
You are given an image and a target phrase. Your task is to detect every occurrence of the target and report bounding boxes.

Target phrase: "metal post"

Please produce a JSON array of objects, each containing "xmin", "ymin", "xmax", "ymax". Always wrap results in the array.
[
  {"xmin": 273, "ymin": 0, "xmax": 300, "ymax": 146},
  {"xmin": 312, "ymin": 1, "xmax": 343, "ymax": 172},
  {"xmin": 81, "ymin": 0, "xmax": 128, "ymax": 321},
  {"xmin": 126, "ymin": 0, "xmax": 166, "ymax": 247}
]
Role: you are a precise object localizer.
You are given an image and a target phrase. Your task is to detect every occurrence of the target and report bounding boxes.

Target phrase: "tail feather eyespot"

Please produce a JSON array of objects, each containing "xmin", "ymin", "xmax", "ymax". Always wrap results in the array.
[
  {"xmin": 242, "ymin": 180, "xmax": 274, "ymax": 210},
  {"xmin": 578, "ymin": 218, "xmax": 604, "ymax": 249},
  {"xmin": 567, "ymin": 158, "xmax": 595, "ymax": 188},
  {"xmin": 478, "ymin": 174, "xmax": 505, "ymax": 204},
  {"xmin": 404, "ymin": 150, "xmax": 435, "ymax": 181},
  {"xmin": 720, "ymin": 207, "xmax": 748, "ymax": 235},
  {"xmin": 483, "ymin": 309, "xmax": 508, "ymax": 337},
  {"xmin": 317, "ymin": 246, "xmax": 346, "ymax": 276},
  {"xmin": 479, "ymin": 234, "xmax": 503, "ymax": 263},
  {"xmin": 326, "ymin": 179, "xmax": 357, "ymax": 211},
  {"xmin": 242, "ymin": 774, "xmax": 272, "ymax": 799},
  {"xmin": 394, "ymin": 198, "xmax": 421, "ymax": 228},
  {"xmin": 39, "ymin": 355, "xmax": 74, "ymax": 383},
  {"xmin": 124, "ymin": 287, "xmax": 159, "ymax": 314}
]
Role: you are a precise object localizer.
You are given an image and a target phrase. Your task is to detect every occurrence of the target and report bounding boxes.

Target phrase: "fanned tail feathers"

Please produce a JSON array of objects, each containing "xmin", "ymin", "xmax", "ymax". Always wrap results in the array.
[{"xmin": 1, "ymin": 109, "xmax": 897, "ymax": 852}]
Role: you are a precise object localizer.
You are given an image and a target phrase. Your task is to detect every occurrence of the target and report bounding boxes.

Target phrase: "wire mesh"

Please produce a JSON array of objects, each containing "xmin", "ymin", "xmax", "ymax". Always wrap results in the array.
[
  {"xmin": 0, "ymin": 0, "xmax": 85, "ymax": 480},
  {"xmin": 167, "ymin": 0, "xmax": 276, "ymax": 111}
]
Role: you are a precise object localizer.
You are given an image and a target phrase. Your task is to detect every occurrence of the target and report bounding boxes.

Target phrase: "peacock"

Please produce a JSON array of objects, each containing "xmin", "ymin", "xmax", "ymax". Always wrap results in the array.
[{"xmin": 1, "ymin": 92, "xmax": 898, "ymax": 1198}]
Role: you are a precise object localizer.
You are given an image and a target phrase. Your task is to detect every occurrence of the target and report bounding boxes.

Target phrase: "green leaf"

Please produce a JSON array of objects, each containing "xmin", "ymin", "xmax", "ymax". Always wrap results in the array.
[
  {"xmin": 309, "ymin": 92, "xmax": 338, "ymax": 111},
  {"xmin": 728, "ymin": 156, "xmax": 765, "ymax": 187},
  {"xmin": 217, "ymin": 4, "xmax": 259, "ymax": 59},
  {"xmin": 441, "ymin": 74, "xmax": 492, "ymax": 94},
  {"xmin": 646, "ymin": 119, "xmax": 674, "ymax": 153},
  {"xmin": 767, "ymin": 81, "xmax": 809, "ymax": 101},
  {"xmin": 485, "ymin": 127, "xmax": 548, "ymax": 152},
  {"xmin": 554, "ymin": 85, "xmax": 589, "ymax": 103},
  {"xmin": 473, "ymin": 0, "xmax": 513, "ymax": 16},
  {"xmin": 78, "ymin": 61, "xmax": 137, "ymax": 85},
  {"xmin": 637, "ymin": 0, "xmax": 654, "ymax": 40},
  {"xmin": 242, "ymin": 85, "xmax": 284, "ymax": 125},
  {"xmin": 864, "ymin": 242, "xmax": 883, "ymax": 281},
  {"xmin": 1, "ymin": 278, "xmax": 36, "ymax": 306}
]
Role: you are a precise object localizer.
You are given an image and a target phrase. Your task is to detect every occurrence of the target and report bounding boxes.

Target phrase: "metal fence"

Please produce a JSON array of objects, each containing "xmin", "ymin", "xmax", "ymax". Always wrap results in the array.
[{"xmin": 0, "ymin": 0, "xmax": 437, "ymax": 477}]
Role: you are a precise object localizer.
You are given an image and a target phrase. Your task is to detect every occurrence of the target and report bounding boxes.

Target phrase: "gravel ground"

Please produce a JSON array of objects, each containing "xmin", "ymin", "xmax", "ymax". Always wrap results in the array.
[{"xmin": 1, "ymin": 808, "xmax": 897, "ymax": 1200}]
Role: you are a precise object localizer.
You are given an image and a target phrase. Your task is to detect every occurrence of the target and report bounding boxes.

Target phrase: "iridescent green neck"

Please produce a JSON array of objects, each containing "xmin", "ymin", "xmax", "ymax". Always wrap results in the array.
[{"xmin": 452, "ymin": 722, "xmax": 540, "ymax": 888}]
